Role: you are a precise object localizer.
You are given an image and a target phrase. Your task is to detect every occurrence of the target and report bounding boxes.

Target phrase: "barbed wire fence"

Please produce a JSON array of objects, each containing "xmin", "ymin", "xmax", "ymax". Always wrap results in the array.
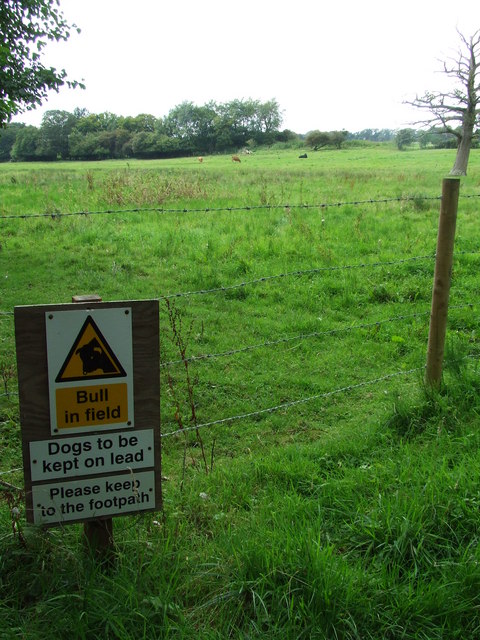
[
  {"xmin": 0, "ymin": 191, "xmax": 479, "ymax": 221},
  {"xmin": 0, "ymin": 196, "xmax": 432, "ymax": 219},
  {"xmin": 0, "ymin": 193, "xmax": 479, "ymax": 482}
]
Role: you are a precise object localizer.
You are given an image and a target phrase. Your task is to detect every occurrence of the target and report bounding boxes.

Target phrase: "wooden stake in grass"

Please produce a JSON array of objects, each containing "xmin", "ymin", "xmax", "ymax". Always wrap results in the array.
[
  {"xmin": 72, "ymin": 294, "xmax": 115, "ymax": 562},
  {"xmin": 425, "ymin": 177, "xmax": 460, "ymax": 387}
]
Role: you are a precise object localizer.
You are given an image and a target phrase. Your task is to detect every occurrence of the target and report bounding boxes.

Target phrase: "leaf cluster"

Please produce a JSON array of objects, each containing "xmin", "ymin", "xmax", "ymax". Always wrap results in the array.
[{"xmin": 0, "ymin": 0, "xmax": 83, "ymax": 126}]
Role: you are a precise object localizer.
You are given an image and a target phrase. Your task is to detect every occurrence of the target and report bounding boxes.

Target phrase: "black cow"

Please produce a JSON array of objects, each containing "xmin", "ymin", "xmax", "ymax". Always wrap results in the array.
[
  {"xmin": 298, "ymin": 153, "xmax": 308, "ymax": 159},
  {"xmin": 76, "ymin": 338, "xmax": 116, "ymax": 375}
]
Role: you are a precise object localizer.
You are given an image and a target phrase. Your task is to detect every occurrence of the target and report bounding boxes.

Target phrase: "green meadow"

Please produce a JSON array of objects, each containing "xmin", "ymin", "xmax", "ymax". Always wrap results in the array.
[{"xmin": 1, "ymin": 146, "xmax": 480, "ymax": 638}]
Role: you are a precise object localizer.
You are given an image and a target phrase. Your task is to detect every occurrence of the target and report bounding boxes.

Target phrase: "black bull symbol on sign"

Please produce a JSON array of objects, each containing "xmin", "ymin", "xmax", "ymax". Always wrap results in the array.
[{"xmin": 76, "ymin": 338, "xmax": 117, "ymax": 376}]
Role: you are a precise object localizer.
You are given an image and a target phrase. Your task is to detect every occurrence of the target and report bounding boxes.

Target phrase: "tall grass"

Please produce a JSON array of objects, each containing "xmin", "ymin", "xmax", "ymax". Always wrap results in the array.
[{"xmin": 0, "ymin": 147, "xmax": 479, "ymax": 638}]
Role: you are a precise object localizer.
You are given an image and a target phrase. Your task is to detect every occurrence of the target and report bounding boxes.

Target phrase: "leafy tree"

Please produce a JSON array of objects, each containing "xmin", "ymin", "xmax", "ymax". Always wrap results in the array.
[
  {"xmin": 67, "ymin": 130, "xmax": 95, "ymax": 159},
  {"xmin": 10, "ymin": 125, "xmax": 42, "ymax": 160},
  {"xmin": 113, "ymin": 128, "xmax": 133, "ymax": 157},
  {"xmin": 417, "ymin": 129, "xmax": 430, "ymax": 149},
  {"xmin": 251, "ymin": 99, "xmax": 282, "ymax": 144},
  {"xmin": 98, "ymin": 112, "xmax": 120, "ymax": 131},
  {"xmin": 0, "ymin": 121, "xmax": 24, "ymax": 160},
  {"xmin": 212, "ymin": 99, "xmax": 282, "ymax": 148},
  {"xmin": 275, "ymin": 129, "xmax": 299, "ymax": 143},
  {"xmin": 305, "ymin": 130, "xmax": 347, "ymax": 149},
  {"xmin": 216, "ymin": 99, "xmax": 253, "ymax": 147},
  {"xmin": 68, "ymin": 128, "xmax": 131, "ymax": 160},
  {"xmin": 71, "ymin": 111, "xmax": 120, "ymax": 139},
  {"xmin": 416, "ymin": 127, "xmax": 458, "ymax": 149},
  {"xmin": 258, "ymin": 99, "xmax": 282, "ymax": 132},
  {"xmin": 164, "ymin": 101, "xmax": 217, "ymax": 152},
  {"xmin": 119, "ymin": 113, "xmax": 159, "ymax": 133},
  {"xmin": 0, "ymin": 0, "xmax": 84, "ymax": 126},
  {"xmin": 130, "ymin": 131, "xmax": 162, "ymax": 159},
  {"xmin": 349, "ymin": 129, "xmax": 395, "ymax": 142},
  {"xmin": 72, "ymin": 112, "xmax": 103, "ymax": 135},
  {"xmin": 329, "ymin": 130, "xmax": 348, "ymax": 149},
  {"xmin": 406, "ymin": 29, "xmax": 480, "ymax": 174},
  {"xmin": 91, "ymin": 130, "xmax": 118, "ymax": 158},
  {"xmin": 305, "ymin": 130, "xmax": 330, "ymax": 149},
  {"xmin": 40, "ymin": 109, "xmax": 76, "ymax": 159},
  {"xmin": 191, "ymin": 104, "xmax": 218, "ymax": 152},
  {"xmin": 164, "ymin": 101, "xmax": 199, "ymax": 141},
  {"xmin": 213, "ymin": 122, "xmax": 234, "ymax": 152},
  {"xmin": 396, "ymin": 128, "xmax": 416, "ymax": 150}
]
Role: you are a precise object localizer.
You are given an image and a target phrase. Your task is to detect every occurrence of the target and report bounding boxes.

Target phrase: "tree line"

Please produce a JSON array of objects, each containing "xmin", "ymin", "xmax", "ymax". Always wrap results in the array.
[
  {"xmin": 2, "ymin": 110, "xmax": 469, "ymax": 163},
  {"xmin": 0, "ymin": 99, "xmax": 289, "ymax": 161},
  {"xmin": 394, "ymin": 128, "xmax": 477, "ymax": 151}
]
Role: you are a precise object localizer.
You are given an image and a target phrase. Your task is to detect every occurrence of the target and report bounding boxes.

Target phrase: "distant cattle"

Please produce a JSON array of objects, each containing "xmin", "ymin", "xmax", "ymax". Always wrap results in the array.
[
  {"xmin": 198, "ymin": 157, "xmax": 203, "ymax": 163},
  {"xmin": 299, "ymin": 153, "xmax": 308, "ymax": 159},
  {"xmin": 232, "ymin": 155, "xmax": 241, "ymax": 163}
]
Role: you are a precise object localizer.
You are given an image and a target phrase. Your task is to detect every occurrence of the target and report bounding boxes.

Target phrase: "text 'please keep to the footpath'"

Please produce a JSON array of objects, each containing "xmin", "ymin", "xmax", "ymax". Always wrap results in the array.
[{"xmin": 31, "ymin": 471, "xmax": 155, "ymax": 524}]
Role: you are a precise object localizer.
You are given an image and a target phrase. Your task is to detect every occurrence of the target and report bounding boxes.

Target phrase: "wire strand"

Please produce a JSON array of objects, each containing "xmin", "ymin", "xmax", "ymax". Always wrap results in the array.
[
  {"xmin": 160, "ymin": 254, "xmax": 438, "ymax": 300},
  {"xmin": 161, "ymin": 366, "xmax": 425, "ymax": 438},
  {"xmin": 3, "ymin": 193, "xmax": 480, "ymax": 221},
  {"xmin": 160, "ymin": 304, "xmax": 474, "ymax": 368},
  {"xmin": 0, "ymin": 193, "xmax": 455, "ymax": 221}
]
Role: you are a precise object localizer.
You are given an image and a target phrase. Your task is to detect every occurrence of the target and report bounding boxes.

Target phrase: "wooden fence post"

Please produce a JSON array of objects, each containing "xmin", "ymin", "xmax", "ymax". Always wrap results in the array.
[
  {"xmin": 72, "ymin": 294, "xmax": 114, "ymax": 561},
  {"xmin": 425, "ymin": 177, "xmax": 460, "ymax": 387}
]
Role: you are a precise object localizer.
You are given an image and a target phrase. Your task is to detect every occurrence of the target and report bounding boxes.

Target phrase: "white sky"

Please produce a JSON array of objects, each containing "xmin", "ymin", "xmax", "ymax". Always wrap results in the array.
[{"xmin": 12, "ymin": 0, "xmax": 480, "ymax": 133}]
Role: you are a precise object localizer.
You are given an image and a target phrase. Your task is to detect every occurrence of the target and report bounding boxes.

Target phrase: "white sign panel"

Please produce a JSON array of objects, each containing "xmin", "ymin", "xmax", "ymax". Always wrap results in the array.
[
  {"xmin": 31, "ymin": 470, "xmax": 155, "ymax": 524},
  {"xmin": 45, "ymin": 307, "xmax": 134, "ymax": 435},
  {"xmin": 29, "ymin": 429, "xmax": 154, "ymax": 482}
]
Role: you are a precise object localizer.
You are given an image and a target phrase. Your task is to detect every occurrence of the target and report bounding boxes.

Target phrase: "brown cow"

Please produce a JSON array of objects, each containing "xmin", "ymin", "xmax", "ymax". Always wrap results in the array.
[
  {"xmin": 232, "ymin": 155, "xmax": 241, "ymax": 163},
  {"xmin": 198, "ymin": 157, "xmax": 203, "ymax": 163}
]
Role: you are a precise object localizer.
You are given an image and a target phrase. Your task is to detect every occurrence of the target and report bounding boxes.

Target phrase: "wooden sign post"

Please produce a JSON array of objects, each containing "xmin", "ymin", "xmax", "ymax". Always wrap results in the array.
[
  {"xmin": 14, "ymin": 298, "xmax": 161, "ymax": 557},
  {"xmin": 72, "ymin": 294, "xmax": 112, "ymax": 555},
  {"xmin": 425, "ymin": 177, "xmax": 460, "ymax": 387}
]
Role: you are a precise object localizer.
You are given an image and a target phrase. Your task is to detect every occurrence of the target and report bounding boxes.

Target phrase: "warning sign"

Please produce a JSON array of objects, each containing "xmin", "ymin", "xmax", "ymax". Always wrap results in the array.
[
  {"xmin": 46, "ymin": 308, "xmax": 134, "ymax": 435},
  {"xmin": 56, "ymin": 316, "xmax": 127, "ymax": 382},
  {"xmin": 15, "ymin": 298, "xmax": 161, "ymax": 527}
]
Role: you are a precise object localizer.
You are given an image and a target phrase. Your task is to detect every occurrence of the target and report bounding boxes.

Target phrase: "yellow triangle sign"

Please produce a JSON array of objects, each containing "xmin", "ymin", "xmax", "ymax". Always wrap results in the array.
[{"xmin": 55, "ymin": 316, "xmax": 127, "ymax": 382}]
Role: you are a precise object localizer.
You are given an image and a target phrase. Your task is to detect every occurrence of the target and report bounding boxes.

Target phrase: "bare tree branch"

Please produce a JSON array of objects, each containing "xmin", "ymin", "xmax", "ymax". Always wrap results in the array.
[{"xmin": 405, "ymin": 28, "xmax": 480, "ymax": 174}]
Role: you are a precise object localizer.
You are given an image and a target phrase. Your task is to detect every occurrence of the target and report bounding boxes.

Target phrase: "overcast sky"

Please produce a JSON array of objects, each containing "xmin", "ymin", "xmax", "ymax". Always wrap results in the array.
[{"xmin": 12, "ymin": 0, "xmax": 480, "ymax": 133}]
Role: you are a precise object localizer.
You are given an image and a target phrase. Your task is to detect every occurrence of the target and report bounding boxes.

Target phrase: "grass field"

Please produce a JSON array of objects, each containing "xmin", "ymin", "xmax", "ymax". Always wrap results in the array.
[{"xmin": 1, "ymin": 146, "xmax": 480, "ymax": 638}]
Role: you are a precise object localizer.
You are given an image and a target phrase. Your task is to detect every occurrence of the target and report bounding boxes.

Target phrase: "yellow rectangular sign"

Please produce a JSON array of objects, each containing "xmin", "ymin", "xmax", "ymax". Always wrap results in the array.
[{"xmin": 55, "ymin": 383, "xmax": 128, "ymax": 430}]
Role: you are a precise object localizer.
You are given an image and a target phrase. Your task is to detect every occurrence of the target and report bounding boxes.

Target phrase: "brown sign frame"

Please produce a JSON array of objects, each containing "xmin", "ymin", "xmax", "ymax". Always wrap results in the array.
[{"xmin": 14, "ymin": 299, "xmax": 161, "ymax": 526}]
